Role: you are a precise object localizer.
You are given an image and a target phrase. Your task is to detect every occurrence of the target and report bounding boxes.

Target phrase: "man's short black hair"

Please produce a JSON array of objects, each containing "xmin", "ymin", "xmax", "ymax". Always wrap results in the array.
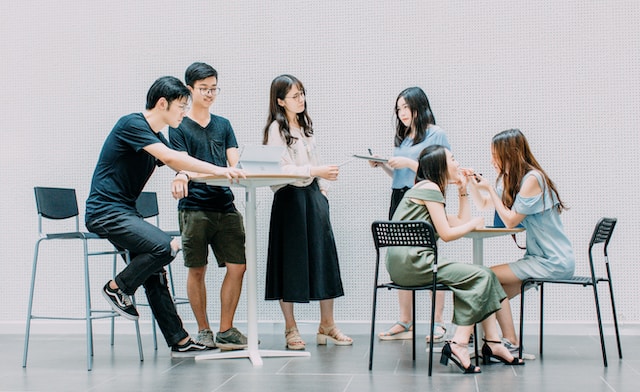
[
  {"xmin": 145, "ymin": 76, "xmax": 191, "ymax": 110},
  {"xmin": 185, "ymin": 62, "xmax": 218, "ymax": 87}
]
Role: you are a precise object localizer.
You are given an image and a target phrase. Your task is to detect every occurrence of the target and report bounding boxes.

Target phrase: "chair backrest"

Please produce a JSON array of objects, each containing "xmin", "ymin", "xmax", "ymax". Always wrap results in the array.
[
  {"xmin": 586, "ymin": 217, "xmax": 617, "ymax": 283},
  {"xmin": 34, "ymin": 187, "xmax": 79, "ymax": 219},
  {"xmin": 371, "ymin": 220, "xmax": 438, "ymax": 253},
  {"xmin": 135, "ymin": 192, "xmax": 160, "ymax": 219},
  {"xmin": 589, "ymin": 217, "xmax": 617, "ymax": 255},
  {"xmin": 34, "ymin": 187, "xmax": 80, "ymax": 234}
]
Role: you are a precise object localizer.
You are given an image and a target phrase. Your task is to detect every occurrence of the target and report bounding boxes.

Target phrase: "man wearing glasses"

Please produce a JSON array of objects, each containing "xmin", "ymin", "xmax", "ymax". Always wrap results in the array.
[
  {"xmin": 85, "ymin": 76, "xmax": 244, "ymax": 357},
  {"xmin": 169, "ymin": 63, "xmax": 248, "ymax": 350}
]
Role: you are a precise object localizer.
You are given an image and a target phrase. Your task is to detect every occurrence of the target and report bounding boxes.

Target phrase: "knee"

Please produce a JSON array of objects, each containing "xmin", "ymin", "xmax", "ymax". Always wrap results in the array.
[
  {"xmin": 478, "ymin": 266, "xmax": 498, "ymax": 282},
  {"xmin": 151, "ymin": 241, "xmax": 174, "ymax": 265},
  {"xmin": 188, "ymin": 266, "xmax": 207, "ymax": 281},
  {"xmin": 226, "ymin": 263, "xmax": 246, "ymax": 277}
]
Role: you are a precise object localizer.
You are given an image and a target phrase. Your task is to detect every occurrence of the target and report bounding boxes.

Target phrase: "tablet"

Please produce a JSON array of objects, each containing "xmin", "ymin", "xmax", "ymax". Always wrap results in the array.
[{"xmin": 238, "ymin": 145, "xmax": 285, "ymax": 173}]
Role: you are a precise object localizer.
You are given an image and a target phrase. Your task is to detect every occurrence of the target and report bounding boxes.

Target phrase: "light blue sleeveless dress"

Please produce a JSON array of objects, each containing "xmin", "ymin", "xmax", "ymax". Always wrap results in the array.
[{"xmin": 502, "ymin": 171, "xmax": 575, "ymax": 280}]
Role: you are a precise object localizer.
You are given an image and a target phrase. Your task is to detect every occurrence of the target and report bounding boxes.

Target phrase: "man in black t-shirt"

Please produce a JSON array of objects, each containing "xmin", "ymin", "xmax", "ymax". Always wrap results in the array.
[
  {"xmin": 85, "ymin": 76, "xmax": 245, "ymax": 357},
  {"xmin": 169, "ymin": 63, "xmax": 247, "ymax": 350}
]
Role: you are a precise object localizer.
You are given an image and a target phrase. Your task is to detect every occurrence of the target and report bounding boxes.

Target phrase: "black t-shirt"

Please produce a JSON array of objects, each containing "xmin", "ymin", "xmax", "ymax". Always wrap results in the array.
[
  {"xmin": 169, "ymin": 114, "xmax": 238, "ymax": 213},
  {"xmin": 86, "ymin": 113, "xmax": 168, "ymax": 222}
]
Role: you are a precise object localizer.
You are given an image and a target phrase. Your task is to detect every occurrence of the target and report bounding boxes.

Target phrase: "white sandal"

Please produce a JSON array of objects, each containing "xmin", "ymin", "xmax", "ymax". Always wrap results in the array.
[
  {"xmin": 317, "ymin": 324, "xmax": 353, "ymax": 346},
  {"xmin": 285, "ymin": 327, "xmax": 306, "ymax": 350}
]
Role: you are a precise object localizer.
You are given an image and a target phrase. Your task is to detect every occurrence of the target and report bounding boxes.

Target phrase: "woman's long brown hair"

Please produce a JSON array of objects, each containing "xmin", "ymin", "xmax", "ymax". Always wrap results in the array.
[{"xmin": 492, "ymin": 129, "xmax": 566, "ymax": 212}]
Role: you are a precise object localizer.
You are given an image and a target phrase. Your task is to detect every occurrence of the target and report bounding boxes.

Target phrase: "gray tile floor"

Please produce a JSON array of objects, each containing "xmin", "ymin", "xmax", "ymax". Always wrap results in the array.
[{"xmin": 3, "ymin": 326, "xmax": 637, "ymax": 392}]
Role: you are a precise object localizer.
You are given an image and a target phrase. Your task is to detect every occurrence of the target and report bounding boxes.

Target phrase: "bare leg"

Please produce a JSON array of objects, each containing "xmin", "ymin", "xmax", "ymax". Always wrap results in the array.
[
  {"xmin": 319, "ymin": 298, "xmax": 335, "ymax": 327},
  {"xmin": 187, "ymin": 265, "xmax": 209, "ymax": 331},
  {"xmin": 219, "ymin": 262, "xmax": 246, "ymax": 332},
  {"xmin": 318, "ymin": 299, "xmax": 352, "ymax": 344},
  {"xmin": 381, "ymin": 290, "xmax": 446, "ymax": 337},
  {"xmin": 448, "ymin": 324, "xmax": 477, "ymax": 371},
  {"xmin": 280, "ymin": 300, "xmax": 305, "ymax": 349},
  {"xmin": 434, "ymin": 291, "xmax": 446, "ymax": 324},
  {"xmin": 491, "ymin": 264, "xmax": 523, "ymax": 346},
  {"xmin": 279, "ymin": 300, "xmax": 296, "ymax": 330},
  {"xmin": 480, "ymin": 312, "xmax": 522, "ymax": 363},
  {"xmin": 381, "ymin": 290, "xmax": 413, "ymax": 335}
]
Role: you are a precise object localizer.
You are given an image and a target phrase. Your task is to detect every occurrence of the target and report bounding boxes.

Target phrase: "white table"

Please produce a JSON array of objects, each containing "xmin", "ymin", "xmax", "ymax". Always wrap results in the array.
[
  {"xmin": 464, "ymin": 227, "xmax": 525, "ymax": 266},
  {"xmin": 463, "ymin": 227, "xmax": 525, "ymax": 342},
  {"xmin": 191, "ymin": 174, "xmax": 310, "ymax": 366}
]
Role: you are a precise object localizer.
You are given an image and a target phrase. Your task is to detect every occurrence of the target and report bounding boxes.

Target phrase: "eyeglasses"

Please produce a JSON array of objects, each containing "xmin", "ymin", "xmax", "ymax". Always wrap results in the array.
[
  {"xmin": 198, "ymin": 87, "xmax": 221, "ymax": 96},
  {"xmin": 284, "ymin": 91, "xmax": 305, "ymax": 101},
  {"xmin": 177, "ymin": 103, "xmax": 191, "ymax": 113}
]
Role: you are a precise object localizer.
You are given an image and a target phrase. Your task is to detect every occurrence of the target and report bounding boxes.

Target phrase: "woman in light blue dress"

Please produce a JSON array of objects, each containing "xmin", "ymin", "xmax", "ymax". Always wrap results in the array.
[{"xmin": 472, "ymin": 128, "xmax": 575, "ymax": 352}]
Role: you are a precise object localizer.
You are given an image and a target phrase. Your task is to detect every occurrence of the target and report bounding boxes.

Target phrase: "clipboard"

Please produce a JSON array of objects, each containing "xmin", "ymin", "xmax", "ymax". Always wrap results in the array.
[{"xmin": 352, "ymin": 154, "xmax": 388, "ymax": 163}]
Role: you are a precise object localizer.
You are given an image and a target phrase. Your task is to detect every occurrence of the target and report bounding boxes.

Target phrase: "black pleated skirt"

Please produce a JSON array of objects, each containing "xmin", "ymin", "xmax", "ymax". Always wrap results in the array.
[{"xmin": 264, "ymin": 179, "xmax": 344, "ymax": 302}]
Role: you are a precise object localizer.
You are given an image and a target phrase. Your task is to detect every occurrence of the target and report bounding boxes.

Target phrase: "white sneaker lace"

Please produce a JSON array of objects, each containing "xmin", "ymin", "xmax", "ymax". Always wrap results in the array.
[{"xmin": 118, "ymin": 290, "xmax": 133, "ymax": 307}]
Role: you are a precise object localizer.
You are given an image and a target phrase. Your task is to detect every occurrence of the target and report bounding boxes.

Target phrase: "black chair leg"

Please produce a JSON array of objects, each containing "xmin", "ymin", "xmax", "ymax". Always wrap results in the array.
[
  {"xmin": 539, "ymin": 283, "xmax": 544, "ymax": 355},
  {"xmin": 473, "ymin": 324, "xmax": 479, "ymax": 366},
  {"xmin": 411, "ymin": 290, "xmax": 416, "ymax": 361},
  {"xmin": 519, "ymin": 282, "xmax": 526, "ymax": 360},
  {"xmin": 592, "ymin": 283, "xmax": 608, "ymax": 367},
  {"xmin": 427, "ymin": 289, "xmax": 434, "ymax": 376},
  {"xmin": 368, "ymin": 288, "xmax": 378, "ymax": 370},
  {"xmin": 607, "ymin": 277, "xmax": 623, "ymax": 359}
]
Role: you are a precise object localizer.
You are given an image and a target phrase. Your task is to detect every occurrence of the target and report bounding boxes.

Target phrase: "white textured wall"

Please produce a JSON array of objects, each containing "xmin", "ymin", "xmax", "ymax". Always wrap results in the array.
[{"xmin": 1, "ymin": 1, "xmax": 639, "ymax": 332}]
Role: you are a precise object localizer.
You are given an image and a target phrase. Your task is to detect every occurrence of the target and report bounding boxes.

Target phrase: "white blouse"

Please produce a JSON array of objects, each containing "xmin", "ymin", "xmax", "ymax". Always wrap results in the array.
[{"xmin": 265, "ymin": 121, "xmax": 328, "ymax": 192}]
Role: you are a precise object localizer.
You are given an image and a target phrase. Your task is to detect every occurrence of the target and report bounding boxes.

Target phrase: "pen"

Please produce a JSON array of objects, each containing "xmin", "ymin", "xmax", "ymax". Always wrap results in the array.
[
  {"xmin": 465, "ymin": 173, "xmax": 483, "ymax": 182},
  {"xmin": 368, "ymin": 148, "xmax": 373, "ymax": 156}
]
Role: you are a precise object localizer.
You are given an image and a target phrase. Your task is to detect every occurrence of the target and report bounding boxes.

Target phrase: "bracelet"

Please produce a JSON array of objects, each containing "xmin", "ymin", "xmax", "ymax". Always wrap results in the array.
[
  {"xmin": 175, "ymin": 171, "xmax": 190, "ymax": 181},
  {"xmin": 459, "ymin": 193, "xmax": 469, "ymax": 197}
]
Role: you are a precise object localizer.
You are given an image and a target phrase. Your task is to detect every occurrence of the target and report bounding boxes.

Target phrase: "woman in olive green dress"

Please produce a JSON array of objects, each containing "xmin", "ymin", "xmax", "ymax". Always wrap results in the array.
[{"xmin": 386, "ymin": 144, "xmax": 524, "ymax": 373}]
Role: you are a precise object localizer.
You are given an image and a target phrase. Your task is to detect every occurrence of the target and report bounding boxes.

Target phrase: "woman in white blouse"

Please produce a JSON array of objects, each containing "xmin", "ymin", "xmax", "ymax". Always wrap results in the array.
[{"xmin": 262, "ymin": 74, "xmax": 352, "ymax": 351}]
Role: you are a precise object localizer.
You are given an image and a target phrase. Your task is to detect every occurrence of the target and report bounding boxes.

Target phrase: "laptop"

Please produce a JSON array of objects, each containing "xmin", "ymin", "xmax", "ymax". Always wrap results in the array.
[{"xmin": 237, "ymin": 144, "xmax": 285, "ymax": 174}]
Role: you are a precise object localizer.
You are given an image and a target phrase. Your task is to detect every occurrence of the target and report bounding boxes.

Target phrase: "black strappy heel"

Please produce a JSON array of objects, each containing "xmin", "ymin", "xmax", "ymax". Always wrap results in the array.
[
  {"xmin": 440, "ymin": 341, "xmax": 481, "ymax": 374},
  {"xmin": 481, "ymin": 339, "xmax": 525, "ymax": 366}
]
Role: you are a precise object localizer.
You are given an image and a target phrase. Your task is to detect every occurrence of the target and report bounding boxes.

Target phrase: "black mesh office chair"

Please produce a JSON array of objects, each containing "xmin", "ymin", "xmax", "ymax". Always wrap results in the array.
[
  {"xmin": 369, "ymin": 220, "xmax": 478, "ymax": 376},
  {"xmin": 23, "ymin": 187, "xmax": 143, "ymax": 371},
  {"xmin": 518, "ymin": 217, "xmax": 622, "ymax": 366},
  {"xmin": 135, "ymin": 191, "xmax": 190, "ymax": 350}
]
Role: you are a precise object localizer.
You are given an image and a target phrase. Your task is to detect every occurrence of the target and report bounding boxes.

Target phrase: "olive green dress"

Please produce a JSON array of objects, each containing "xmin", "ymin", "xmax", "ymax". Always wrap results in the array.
[{"xmin": 385, "ymin": 188, "xmax": 507, "ymax": 326}]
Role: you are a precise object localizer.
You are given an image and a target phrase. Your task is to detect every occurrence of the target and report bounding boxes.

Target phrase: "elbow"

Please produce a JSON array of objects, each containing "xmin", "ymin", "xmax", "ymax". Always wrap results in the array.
[
  {"xmin": 162, "ymin": 155, "xmax": 181, "ymax": 170},
  {"xmin": 477, "ymin": 203, "xmax": 492, "ymax": 211},
  {"xmin": 439, "ymin": 234, "xmax": 454, "ymax": 243}
]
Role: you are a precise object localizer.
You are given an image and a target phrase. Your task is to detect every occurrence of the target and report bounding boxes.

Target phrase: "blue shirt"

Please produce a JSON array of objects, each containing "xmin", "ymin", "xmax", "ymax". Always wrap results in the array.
[{"xmin": 391, "ymin": 125, "xmax": 450, "ymax": 189}]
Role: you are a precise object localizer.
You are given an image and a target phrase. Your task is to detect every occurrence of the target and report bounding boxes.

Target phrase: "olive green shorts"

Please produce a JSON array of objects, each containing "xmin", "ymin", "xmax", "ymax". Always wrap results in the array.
[{"xmin": 178, "ymin": 209, "xmax": 246, "ymax": 268}]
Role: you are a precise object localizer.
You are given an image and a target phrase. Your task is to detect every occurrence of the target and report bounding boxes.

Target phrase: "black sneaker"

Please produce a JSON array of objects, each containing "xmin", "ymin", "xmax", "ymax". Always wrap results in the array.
[
  {"xmin": 171, "ymin": 338, "xmax": 215, "ymax": 357},
  {"xmin": 101, "ymin": 282, "xmax": 139, "ymax": 320}
]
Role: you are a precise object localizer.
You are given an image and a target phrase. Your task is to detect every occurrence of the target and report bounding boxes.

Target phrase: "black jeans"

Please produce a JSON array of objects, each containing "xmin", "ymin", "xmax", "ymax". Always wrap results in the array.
[{"xmin": 86, "ymin": 211, "xmax": 188, "ymax": 347}]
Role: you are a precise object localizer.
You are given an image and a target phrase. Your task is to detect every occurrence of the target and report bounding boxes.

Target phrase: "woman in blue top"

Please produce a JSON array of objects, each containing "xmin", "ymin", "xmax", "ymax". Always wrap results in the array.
[
  {"xmin": 371, "ymin": 87, "xmax": 451, "ymax": 342},
  {"xmin": 472, "ymin": 128, "xmax": 575, "ymax": 352}
]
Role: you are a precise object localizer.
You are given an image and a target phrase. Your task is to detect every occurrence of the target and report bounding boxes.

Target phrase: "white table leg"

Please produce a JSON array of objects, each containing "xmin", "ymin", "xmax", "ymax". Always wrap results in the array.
[
  {"xmin": 472, "ymin": 238, "xmax": 483, "ymax": 266},
  {"xmin": 195, "ymin": 184, "xmax": 309, "ymax": 365}
]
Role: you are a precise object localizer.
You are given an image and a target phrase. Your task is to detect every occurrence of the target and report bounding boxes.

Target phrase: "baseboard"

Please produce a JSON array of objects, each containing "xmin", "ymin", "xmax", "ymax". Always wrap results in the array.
[{"xmin": 5, "ymin": 320, "xmax": 640, "ymax": 336}]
